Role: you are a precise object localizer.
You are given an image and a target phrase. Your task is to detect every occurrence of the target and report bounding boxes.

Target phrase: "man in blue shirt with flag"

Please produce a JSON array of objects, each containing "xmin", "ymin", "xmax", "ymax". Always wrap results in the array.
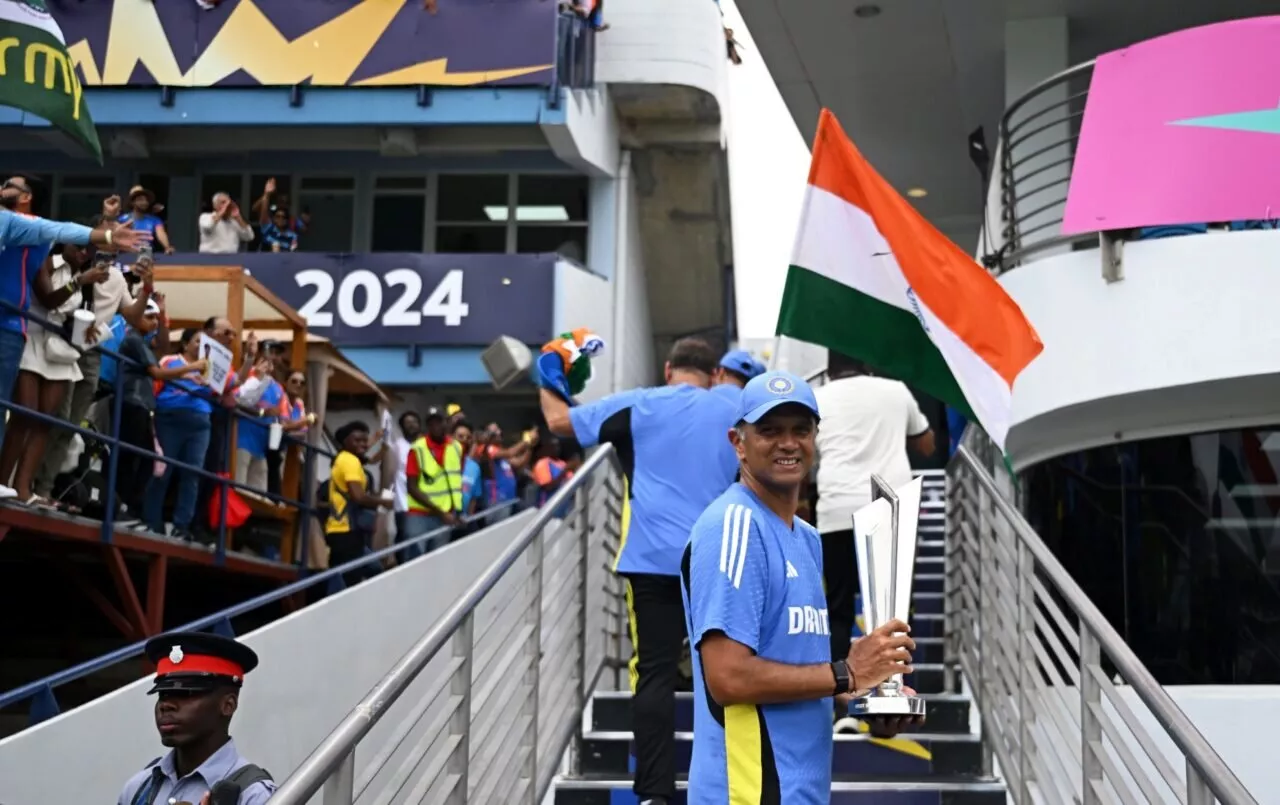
[
  {"xmin": 681, "ymin": 370, "xmax": 922, "ymax": 803},
  {"xmin": 538, "ymin": 336, "xmax": 739, "ymax": 805}
]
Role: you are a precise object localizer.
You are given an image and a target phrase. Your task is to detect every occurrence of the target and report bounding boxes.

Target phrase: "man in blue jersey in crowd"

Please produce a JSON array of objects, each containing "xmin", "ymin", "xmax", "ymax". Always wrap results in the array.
[
  {"xmin": 710, "ymin": 349, "xmax": 765, "ymax": 403},
  {"xmin": 539, "ymin": 336, "xmax": 738, "ymax": 805},
  {"xmin": 681, "ymin": 370, "xmax": 923, "ymax": 803}
]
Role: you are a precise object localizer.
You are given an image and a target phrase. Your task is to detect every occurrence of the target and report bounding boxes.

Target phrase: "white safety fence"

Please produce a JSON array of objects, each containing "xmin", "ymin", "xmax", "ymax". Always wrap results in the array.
[{"xmin": 270, "ymin": 446, "xmax": 628, "ymax": 804}]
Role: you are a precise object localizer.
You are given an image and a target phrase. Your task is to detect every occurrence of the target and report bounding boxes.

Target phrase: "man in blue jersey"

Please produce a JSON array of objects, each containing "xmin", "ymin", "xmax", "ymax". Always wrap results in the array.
[
  {"xmin": 539, "ymin": 336, "xmax": 738, "ymax": 805},
  {"xmin": 682, "ymin": 370, "xmax": 922, "ymax": 803},
  {"xmin": 710, "ymin": 349, "xmax": 765, "ymax": 403}
]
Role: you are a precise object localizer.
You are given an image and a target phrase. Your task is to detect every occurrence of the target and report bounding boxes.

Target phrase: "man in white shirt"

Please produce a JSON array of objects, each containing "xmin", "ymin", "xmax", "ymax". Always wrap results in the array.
[
  {"xmin": 198, "ymin": 193, "xmax": 254, "ymax": 254},
  {"xmin": 812, "ymin": 351, "xmax": 935, "ymax": 667},
  {"xmin": 392, "ymin": 411, "xmax": 422, "ymax": 544}
]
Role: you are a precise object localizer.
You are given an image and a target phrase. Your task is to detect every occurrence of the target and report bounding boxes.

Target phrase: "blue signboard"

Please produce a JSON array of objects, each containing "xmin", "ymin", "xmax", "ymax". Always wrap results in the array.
[{"xmin": 162, "ymin": 252, "xmax": 557, "ymax": 347}]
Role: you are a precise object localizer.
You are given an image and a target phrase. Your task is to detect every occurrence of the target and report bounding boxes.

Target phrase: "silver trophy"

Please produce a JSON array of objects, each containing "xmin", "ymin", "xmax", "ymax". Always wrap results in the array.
[{"xmin": 849, "ymin": 474, "xmax": 927, "ymax": 718}]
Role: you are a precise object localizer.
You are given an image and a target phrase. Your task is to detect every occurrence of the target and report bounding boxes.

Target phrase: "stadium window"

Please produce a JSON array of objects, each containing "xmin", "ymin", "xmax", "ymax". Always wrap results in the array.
[
  {"xmin": 56, "ymin": 174, "xmax": 116, "ymax": 223},
  {"xmin": 297, "ymin": 175, "xmax": 356, "ymax": 252},
  {"xmin": 199, "ymin": 174, "xmax": 245, "ymax": 213},
  {"xmin": 434, "ymin": 174, "xmax": 510, "ymax": 254},
  {"xmin": 371, "ymin": 175, "xmax": 428, "ymax": 252},
  {"xmin": 512, "ymin": 174, "xmax": 589, "ymax": 262}
]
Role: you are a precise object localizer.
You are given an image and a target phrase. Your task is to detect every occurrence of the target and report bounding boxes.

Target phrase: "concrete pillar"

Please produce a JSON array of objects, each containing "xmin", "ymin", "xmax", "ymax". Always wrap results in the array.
[{"xmin": 1003, "ymin": 17, "xmax": 1071, "ymax": 256}]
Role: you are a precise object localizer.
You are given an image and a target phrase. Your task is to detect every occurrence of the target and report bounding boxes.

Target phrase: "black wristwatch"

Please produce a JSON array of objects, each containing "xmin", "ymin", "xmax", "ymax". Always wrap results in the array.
[{"xmin": 830, "ymin": 660, "xmax": 851, "ymax": 695}]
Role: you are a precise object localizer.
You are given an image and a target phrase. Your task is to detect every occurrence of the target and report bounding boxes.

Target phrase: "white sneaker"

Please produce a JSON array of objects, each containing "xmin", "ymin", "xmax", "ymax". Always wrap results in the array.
[
  {"xmin": 833, "ymin": 716, "xmax": 864, "ymax": 735},
  {"xmin": 0, "ymin": 485, "xmax": 16, "ymax": 500}
]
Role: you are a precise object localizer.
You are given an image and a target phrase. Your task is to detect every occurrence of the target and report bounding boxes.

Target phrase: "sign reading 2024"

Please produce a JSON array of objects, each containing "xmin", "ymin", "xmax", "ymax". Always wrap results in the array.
[
  {"xmin": 258, "ymin": 253, "xmax": 558, "ymax": 348},
  {"xmin": 295, "ymin": 267, "xmax": 468, "ymax": 329}
]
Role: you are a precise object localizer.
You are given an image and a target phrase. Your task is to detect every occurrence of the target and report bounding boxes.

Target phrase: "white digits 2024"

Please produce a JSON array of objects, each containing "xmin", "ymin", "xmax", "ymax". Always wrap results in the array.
[{"xmin": 295, "ymin": 268, "xmax": 470, "ymax": 329}]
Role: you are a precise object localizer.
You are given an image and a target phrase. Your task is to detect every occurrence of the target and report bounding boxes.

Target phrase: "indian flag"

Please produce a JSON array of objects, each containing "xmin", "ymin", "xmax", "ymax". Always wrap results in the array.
[
  {"xmin": 776, "ymin": 109, "xmax": 1042, "ymax": 450},
  {"xmin": 0, "ymin": 0, "xmax": 101, "ymax": 161}
]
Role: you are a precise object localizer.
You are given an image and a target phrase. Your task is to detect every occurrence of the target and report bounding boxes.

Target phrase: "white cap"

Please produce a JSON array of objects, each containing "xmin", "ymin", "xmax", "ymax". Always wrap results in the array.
[{"xmin": 145, "ymin": 299, "xmax": 161, "ymax": 316}]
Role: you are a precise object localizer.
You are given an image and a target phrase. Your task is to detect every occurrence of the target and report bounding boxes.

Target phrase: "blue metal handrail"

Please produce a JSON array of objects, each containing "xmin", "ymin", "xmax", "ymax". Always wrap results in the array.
[
  {"xmin": 0, "ymin": 499, "xmax": 519, "ymax": 728},
  {"xmin": 0, "ymin": 297, "xmax": 340, "ymax": 565}
]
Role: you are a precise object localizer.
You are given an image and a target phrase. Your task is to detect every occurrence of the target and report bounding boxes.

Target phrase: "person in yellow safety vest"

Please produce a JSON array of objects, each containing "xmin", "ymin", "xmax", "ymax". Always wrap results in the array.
[{"xmin": 400, "ymin": 406, "xmax": 464, "ymax": 561}]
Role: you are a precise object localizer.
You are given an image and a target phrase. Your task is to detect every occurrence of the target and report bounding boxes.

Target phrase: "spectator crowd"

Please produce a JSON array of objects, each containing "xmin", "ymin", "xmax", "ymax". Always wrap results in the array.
[{"xmin": 0, "ymin": 172, "xmax": 587, "ymax": 580}]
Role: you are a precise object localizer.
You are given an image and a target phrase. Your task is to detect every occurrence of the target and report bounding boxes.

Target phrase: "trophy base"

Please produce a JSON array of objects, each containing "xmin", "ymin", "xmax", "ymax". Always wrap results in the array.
[{"xmin": 849, "ymin": 694, "xmax": 927, "ymax": 718}]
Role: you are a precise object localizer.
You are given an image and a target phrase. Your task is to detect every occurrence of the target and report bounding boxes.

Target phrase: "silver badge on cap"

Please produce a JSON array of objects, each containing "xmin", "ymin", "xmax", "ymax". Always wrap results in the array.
[
  {"xmin": 169, "ymin": 646, "xmax": 184, "ymax": 665},
  {"xmin": 767, "ymin": 376, "xmax": 794, "ymax": 395}
]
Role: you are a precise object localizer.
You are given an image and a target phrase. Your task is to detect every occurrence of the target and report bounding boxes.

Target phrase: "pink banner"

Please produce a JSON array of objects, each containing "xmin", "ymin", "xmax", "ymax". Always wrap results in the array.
[{"xmin": 1062, "ymin": 16, "xmax": 1280, "ymax": 234}]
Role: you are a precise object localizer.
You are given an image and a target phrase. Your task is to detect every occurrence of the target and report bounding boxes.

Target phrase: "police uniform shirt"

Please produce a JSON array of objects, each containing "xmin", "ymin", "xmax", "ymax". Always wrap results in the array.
[
  {"xmin": 117, "ymin": 738, "xmax": 276, "ymax": 805},
  {"xmin": 681, "ymin": 483, "xmax": 833, "ymax": 804},
  {"xmin": 569, "ymin": 383, "xmax": 738, "ymax": 577}
]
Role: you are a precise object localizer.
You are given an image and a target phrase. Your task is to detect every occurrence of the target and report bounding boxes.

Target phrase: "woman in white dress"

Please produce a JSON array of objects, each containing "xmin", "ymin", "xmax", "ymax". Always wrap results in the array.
[{"xmin": 0, "ymin": 252, "xmax": 93, "ymax": 505}]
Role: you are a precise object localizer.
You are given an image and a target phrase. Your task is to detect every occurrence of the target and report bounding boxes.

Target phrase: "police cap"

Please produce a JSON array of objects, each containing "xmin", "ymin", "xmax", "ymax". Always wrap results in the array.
[{"xmin": 144, "ymin": 631, "xmax": 259, "ymax": 695}]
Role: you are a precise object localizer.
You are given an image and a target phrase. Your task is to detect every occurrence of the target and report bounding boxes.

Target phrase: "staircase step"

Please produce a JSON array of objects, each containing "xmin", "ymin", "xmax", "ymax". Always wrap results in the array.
[
  {"xmin": 914, "ymin": 573, "xmax": 945, "ymax": 593},
  {"xmin": 906, "ymin": 664, "xmax": 962, "ymax": 695},
  {"xmin": 916, "ymin": 540, "xmax": 946, "ymax": 557},
  {"xmin": 591, "ymin": 690, "xmax": 971, "ymax": 735},
  {"xmin": 554, "ymin": 773, "xmax": 1005, "ymax": 804},
  {"xmin": 580, "ymin": 729, "xmax": 985, "ymax": 778}
]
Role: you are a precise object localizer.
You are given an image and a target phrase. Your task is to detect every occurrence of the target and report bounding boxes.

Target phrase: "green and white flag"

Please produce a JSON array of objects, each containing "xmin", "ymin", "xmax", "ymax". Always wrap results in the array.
[{"xmin": 0, "ymin": 0, "xmax": 101, "ymax": 161}]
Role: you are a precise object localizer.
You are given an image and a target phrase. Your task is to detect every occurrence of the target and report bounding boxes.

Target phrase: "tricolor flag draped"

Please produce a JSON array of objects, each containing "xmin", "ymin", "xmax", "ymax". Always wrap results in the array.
[
  {"xmin": 776, "ymin": 109, "xmax": 1042, "ymax": 450},
  {"xmin": 0, "ymin": 0, "xmax": 101, "ymax": 162}
]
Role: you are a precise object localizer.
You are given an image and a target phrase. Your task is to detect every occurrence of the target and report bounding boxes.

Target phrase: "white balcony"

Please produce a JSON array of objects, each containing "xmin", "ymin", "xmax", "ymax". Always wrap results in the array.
[{"xmin": 984, "ymin": 62, "xmax": 1280, "ymax": 470}]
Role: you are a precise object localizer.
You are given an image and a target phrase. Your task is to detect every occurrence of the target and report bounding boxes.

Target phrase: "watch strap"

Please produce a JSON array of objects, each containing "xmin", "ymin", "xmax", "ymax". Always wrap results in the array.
[{"xmin": 830, "ymin": 660, "xmax": 851, "ymax": 695}]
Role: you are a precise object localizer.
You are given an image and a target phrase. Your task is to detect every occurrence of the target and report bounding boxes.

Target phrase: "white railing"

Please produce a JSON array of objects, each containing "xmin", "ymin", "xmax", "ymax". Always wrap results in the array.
[
  {"xmin": 946, "ymin": 430, "xmax": 1256, "ymax": 805},
  {"xmin": 270, "ymin": 446, "xmax": 628, "ymax": 804}
]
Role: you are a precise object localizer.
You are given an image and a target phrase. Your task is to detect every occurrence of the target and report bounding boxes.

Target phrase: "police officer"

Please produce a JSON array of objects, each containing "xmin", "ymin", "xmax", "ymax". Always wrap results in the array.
[
  {"xmin": 709, "ymin": 349, "xmax": 766, "ymax": 403},
  {"xmin": 118, "ymin": 631, "xmax": 275, "ymax": 805},
  {"xmin": 538, "ymin": 336, "xmax": 738, "ymax": 805}
]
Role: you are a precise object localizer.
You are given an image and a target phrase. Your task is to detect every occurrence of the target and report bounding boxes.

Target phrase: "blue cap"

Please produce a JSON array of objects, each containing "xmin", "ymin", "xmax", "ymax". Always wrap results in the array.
[
  {"xmin": 736, "ymin": 370, "xmax": 820, "ymax": 424},
  {"xmin": 720, "ymin": 349, "xmax": 765, "ymax": 380}
]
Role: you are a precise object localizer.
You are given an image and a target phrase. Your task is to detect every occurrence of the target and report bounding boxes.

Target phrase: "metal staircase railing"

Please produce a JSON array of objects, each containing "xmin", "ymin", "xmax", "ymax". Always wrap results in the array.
[
  {"xmin": 269, "ymin": 445, "xmax": 627, "ymax": 804},
  {"xmin": 946, "ymin": 430, "xmax": 1257, "ymax": 805}
]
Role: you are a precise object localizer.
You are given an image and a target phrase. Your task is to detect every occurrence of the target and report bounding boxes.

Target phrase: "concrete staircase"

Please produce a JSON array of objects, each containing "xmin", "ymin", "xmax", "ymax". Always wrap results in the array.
[{"xmin": 551, "ymin": 472, "xmax": 1006, "ymax": 804}]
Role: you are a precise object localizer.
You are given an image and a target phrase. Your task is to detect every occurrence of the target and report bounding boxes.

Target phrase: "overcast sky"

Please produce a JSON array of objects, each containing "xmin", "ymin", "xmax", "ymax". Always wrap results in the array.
[{"xmin": 722, "ymin": 0, "xmax": 812, "ymax": 341}]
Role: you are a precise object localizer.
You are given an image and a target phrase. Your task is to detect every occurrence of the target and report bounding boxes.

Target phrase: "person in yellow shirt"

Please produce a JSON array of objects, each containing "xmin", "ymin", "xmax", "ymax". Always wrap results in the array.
[{"xmin": 326, "ymin": 421, "xmax": 392, "ymax": 588}]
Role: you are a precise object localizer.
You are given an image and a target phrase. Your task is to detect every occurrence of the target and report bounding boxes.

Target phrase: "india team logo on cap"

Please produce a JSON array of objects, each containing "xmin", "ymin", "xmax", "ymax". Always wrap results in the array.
[
  {"xmin": 767, "ymin": 376, "xmax": 794, "ymax": 395},
  {"xmin": 169, "ymin": 646, "xmax": 184, "ymax": 665}
]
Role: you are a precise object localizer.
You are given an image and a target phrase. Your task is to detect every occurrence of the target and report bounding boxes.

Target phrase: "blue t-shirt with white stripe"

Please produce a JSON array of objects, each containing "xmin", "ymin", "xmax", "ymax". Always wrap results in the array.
[{"xmin": 681, "ymin": 482, "xmax": 833, "ymax": 804}]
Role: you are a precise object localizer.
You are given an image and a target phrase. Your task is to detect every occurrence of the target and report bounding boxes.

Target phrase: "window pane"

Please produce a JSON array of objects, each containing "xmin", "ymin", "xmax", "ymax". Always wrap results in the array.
[
  {"xmin": 297, "ymin": 192, "xmax": 354, "ymax": 252},
  {"xmin": 57, "ymin": 192, "xmax": 107, "ymax": 226},
  {"xmin": 516, "ymin": 175, "xmax": 588, "ymax": 221},
  {"xmin": 516, "ymin": 225, "xmax": 587, "ymax": 262},
  {"xmin": 376, "ymin": 176, "xmax": 427, "ymax": 191},
  {"xmin": 61, "ymin": 174, "xmax": 115, "ymax": 190},
  {"xmin": 200, "ymin": 174, "xmax": 243, "ymax": 213},
  {"xmin": 437, "ymin": 175, "xmax": 509, "ymax": 222},
  {"xmin": 371, "ymin": 195, "xmax": 426, "ymax": 252},
  {"xmin": 249, "ymin": 174, "xmax": 293, "ymax": 210},
  {"xmin": 300, "ymin": 176, "xmax": 355, "ymax": 191},
  {"xmin": 435, "ymin": 225, "xmax": 507, "ymax": 253}
]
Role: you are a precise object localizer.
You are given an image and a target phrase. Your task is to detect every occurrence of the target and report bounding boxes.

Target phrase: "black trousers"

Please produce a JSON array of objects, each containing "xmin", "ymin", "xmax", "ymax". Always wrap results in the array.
[
  {"xmin": 821, "ymin": 528, "xmax": 861, "ymax": 662},
  {"xmin": 325, "ymin": 528, "xmax": 375, "ymax": 589},
  {"xmin": 116, "ymin": 403, "xmax": 154, "ymax": 518},
  {"xmin": 194, "ymin": 409, "xmax": 231, "ymax": 531},
  {"xmin": 622, "ymin": 572, "xmax": 686, "ymax": 801}
]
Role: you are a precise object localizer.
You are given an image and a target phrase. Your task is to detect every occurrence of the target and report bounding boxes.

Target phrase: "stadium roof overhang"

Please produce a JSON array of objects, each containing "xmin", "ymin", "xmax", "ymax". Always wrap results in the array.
[{"xmin": 732, "ymin": 0, "xmax": 1280, "ymax": 251}]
